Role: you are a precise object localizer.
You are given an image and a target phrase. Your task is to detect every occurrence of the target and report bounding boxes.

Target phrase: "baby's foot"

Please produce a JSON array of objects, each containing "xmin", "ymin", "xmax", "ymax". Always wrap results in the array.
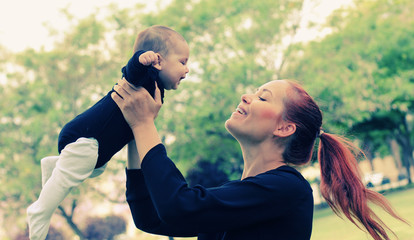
[{"xmin": 41, "ymin": 156, "xmax": 59, "ymax": 186}]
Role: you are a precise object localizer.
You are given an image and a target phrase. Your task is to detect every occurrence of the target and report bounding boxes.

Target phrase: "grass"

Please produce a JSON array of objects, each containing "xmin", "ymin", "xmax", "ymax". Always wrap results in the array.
[
  {"xmin": 139, "ymin": 188, "xmax": 414, "ymax": 240},
  {"xmin": 311, "ymin": 187, "xmax": 414, "ymax": 240}
]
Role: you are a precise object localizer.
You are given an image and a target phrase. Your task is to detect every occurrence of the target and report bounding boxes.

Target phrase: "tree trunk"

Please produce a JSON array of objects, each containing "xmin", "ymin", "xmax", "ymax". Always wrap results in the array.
[
  {"xmin": 362, "ymin": 141, "xmax": 375, "ymax": 171},
  {"xmin": 388, "ymin": 138, "xmax": 403, "ymax": 172},
  {"xmin": 395, "ymin": 121, "xmax": 414, "ymax": 184},
  {"xmin": 401, "ymin": 145, "xmax": 414, "ymax": 184}
]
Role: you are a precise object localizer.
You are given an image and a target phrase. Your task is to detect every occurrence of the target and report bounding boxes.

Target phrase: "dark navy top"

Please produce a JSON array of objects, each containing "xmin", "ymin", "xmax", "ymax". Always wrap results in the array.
[
  {"xmin": 58, "ymin": 50, "xmax": 164, "ymax": 168},
  {"xmin": 126, "ymin": 144, "xmax": 314, "ymax": 240}
]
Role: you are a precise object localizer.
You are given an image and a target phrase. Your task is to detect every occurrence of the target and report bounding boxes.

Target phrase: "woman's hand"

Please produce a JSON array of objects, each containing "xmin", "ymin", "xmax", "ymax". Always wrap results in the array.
[
  {"xmin": 112, "ymin": 78, "xmax": 163, "ymax": 161},
  {"xmin": 111, "ymin": 78, "xmax": 162, "ymax": 130}
]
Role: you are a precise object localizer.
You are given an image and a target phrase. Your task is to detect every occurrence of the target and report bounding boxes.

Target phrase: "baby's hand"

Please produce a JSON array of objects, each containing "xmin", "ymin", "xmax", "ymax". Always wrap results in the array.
[{"xmin": 139, "ymin": 51, "xmax": 160, "ymax": 66}]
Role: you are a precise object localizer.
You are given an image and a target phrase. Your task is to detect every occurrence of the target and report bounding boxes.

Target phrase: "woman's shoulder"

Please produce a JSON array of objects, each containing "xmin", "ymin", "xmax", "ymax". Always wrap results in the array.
[
  {"xmin": 249, "ymin": 165, "xmax": 305, "ymax": 181},
  {"xmin": 270, "ymin": 165, "xmax": 306, "ymax": 180},
  {"xmin": 251, "ymin": 165, "xmax": 312, "ymax": 194}
]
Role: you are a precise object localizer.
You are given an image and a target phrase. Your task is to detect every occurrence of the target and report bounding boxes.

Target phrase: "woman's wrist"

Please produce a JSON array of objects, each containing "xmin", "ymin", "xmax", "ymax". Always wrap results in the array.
[
  {"xmin": 131, "ymin": 119, "xmax": 156, "ymax": 131},
  {"xmin": 131, "ymin": 120, "xmax": 157, "ymax": 137}
]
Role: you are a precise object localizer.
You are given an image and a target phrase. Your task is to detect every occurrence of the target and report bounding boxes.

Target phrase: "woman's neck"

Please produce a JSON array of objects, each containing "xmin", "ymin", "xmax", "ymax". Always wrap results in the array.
[{"xmin": 240, "ymin": 142, "xmax": 286, "ymax": 180}]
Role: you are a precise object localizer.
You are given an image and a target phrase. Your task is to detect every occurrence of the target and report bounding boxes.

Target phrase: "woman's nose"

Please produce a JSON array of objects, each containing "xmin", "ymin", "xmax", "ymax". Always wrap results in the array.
[{"xmin": 241, "ymin": 94, "xmax": 252, "ymax": 104}]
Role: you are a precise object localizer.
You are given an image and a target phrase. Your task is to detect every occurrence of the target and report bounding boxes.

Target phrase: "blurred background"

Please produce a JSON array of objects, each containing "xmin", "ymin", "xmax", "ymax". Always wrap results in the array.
[{"xmin": 1, "ymin": 0, "xmax": 413, "ymax": 239}]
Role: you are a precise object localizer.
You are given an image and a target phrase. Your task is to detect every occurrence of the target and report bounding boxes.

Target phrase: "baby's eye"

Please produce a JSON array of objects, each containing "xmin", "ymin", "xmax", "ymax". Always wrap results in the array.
[{"xmin": 259, "ymin": 96, "xmax": 266, "ymax": 101}]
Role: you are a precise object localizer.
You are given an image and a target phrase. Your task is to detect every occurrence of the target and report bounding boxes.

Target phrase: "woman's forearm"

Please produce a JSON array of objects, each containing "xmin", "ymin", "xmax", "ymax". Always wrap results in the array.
[
  {"xmin": 127, "ymin": 140, "xmax": 141, "ymax": 169},
  {"xmin": 132, "ymin": 121, "xmax": 162, "ymax": 166}
]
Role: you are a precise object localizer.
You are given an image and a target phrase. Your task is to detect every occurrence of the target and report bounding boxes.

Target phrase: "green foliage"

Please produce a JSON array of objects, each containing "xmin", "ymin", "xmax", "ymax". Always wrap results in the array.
[
  {"xmin": 2, "ymin": 0, "xmax": 413, "ymax": 238},
  {"xmin": 0, "ymin": 8, "xmax": 136, "ymax": 238},
  {"xmin": 149, "ymin": 0, "xmax": 305, "ymax": 178},
  {"xmin": 187, "ymin": 158, "xmax": 229, "ymax": 188},
  {"xmin": 285, "ymin": 0, "xmax": 414, "ymax": 170}
]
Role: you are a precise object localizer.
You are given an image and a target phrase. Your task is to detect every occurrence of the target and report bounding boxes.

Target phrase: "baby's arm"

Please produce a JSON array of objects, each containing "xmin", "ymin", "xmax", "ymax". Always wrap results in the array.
[
  {"xmin": 122, "ymin": 50, "xmax": 165, "ymax": 102},
  {"xmin": 139, "ymin": 51, "xmax": 161, "ymax": 67}
]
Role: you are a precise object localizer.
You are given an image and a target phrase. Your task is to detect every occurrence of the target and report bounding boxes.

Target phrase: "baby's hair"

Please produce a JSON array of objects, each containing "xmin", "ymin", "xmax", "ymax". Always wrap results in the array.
[{"xmin": 133, "ymin": 25, "xmax": 185, "ymax": 57}]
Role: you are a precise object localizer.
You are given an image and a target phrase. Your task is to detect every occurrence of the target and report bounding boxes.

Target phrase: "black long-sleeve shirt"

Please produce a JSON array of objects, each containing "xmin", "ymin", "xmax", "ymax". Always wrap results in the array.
[
  {"xmin": 126, "ymin": 144, "xmax": 314, "ymax": 240},
  {"xmin": 57, "ymin": 50, "xmax": 164, "ymax": 168}
]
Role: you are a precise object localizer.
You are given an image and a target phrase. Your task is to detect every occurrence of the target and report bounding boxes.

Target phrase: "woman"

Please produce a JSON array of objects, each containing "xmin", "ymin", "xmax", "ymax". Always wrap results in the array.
[{"xmin": 112, "ymin": 78, "xmax": 405, "ymax": 240}]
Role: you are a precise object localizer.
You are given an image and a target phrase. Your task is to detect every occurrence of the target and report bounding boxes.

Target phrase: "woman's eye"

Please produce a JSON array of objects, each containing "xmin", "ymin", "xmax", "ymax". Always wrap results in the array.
[{"xmin": 259, "ymin": 96, "xmax": 266, "ymax": 101}]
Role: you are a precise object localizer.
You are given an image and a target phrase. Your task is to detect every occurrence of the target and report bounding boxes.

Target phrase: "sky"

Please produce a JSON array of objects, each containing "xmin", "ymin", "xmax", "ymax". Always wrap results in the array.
[
  {"xmin": 0, "ymin": 0, "xmax": 352, "ymax": 53},
  {"xmin": 0, "ymin": 0, "xmax": 151, "ymax": 52}
]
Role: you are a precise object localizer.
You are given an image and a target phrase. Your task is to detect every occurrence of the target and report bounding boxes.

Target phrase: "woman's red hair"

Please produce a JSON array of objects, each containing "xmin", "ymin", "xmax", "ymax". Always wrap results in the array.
[
  {"xmin": 318, "ymin": 133, "xmax": 406, "ymax": 240},
  {"xmin": 282, "ymin": 80, "xmax": 407, "ymax": 240}
]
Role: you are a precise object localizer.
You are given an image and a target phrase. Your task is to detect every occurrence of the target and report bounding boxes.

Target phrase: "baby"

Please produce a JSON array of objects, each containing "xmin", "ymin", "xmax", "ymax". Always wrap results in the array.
[{"xmin": 27, "ymin": 25, "xmax": 189, "ymax": 240}]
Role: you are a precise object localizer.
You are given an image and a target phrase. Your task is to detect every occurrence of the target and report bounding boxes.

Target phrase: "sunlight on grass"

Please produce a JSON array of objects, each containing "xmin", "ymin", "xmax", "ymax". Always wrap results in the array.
[
  {"xmin": 138, "ymin": 188, "xmax": 414, "ymax": 240},
  {"xmin": 312, "ymin": 188, "xmax": 414, "ymax": 240}
]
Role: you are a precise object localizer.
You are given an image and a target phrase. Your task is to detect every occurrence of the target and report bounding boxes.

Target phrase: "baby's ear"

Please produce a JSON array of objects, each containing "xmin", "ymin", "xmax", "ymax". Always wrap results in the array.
[{"xmin": 152, "ymin": 53, "xmax": 162, "ymax": 70}]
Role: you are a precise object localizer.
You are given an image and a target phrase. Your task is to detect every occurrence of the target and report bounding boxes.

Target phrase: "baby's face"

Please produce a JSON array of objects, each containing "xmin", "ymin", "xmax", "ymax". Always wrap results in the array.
[{"xmin": 158, "ymin": 38, "xmax": 190, "ymax": 90}]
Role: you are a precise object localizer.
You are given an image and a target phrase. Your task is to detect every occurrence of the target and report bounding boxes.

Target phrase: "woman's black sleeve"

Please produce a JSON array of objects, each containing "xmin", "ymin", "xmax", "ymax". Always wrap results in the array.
[
  {"xmin": 128, "ymin": 144, "xmax": 310, "ymax": 237},
  {"xmin": 126, "ymin": 169, "xmax": 198, "ymax": 237}
]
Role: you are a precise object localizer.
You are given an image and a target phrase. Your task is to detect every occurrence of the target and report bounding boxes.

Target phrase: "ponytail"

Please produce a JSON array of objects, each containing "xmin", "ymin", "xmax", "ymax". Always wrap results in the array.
[
  {"xmin": 318, "ymin": 132, "xmax": 407, "ymax": 240},
  {"xmin": 281, "ymin": 79, "xmax": 406, "ymax": 239}
]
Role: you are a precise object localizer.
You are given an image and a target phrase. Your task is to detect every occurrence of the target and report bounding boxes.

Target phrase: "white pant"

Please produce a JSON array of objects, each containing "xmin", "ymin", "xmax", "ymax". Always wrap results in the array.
[{"xmin": 27, "ymin": 138, "xmax": 105, "ymax": 240}]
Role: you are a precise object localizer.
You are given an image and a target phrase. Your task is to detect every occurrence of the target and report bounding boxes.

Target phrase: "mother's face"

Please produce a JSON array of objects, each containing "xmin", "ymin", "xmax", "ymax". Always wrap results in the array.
[{"xmin": 225, "ymin": 80, "xmax": 293, "ymax": 142}]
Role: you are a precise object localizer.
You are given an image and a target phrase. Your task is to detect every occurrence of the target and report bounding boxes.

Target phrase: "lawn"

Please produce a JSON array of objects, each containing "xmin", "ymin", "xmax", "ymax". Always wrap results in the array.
[
  {"xmin": 145, "ymin": 188, "xmax": 414, "ymax": 240},
  {"xmin": 311, "ymin": 187, "xmax": 414, "ymax": 240}
]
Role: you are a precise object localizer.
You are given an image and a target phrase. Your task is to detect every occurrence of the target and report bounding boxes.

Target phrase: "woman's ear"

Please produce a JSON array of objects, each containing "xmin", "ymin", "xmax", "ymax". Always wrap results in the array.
[
  {"xmin": 273, "ymin": 122, "xmax": 296, "ymax": 137},
  {"xmin": 152, "ymin": 53, "xmax": 162, "ymax": 70}
]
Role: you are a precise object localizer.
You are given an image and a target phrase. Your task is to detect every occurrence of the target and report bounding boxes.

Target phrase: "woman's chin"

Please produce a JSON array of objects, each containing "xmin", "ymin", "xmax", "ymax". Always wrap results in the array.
[{"xmin": 224, "ymin": 120, "xmax": 239, "ymax": 137}]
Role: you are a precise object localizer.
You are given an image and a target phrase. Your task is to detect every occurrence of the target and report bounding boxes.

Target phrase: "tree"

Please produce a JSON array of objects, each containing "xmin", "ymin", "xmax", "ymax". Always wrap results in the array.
[
  {"xmin": 5, "ymin": 0, "xmax": 391, "ymax": 237},
  {"xmin": 138, "ymin": 0, "xmax": 308, "ymax": 179},
  {"xmin": 84, "ymin": 215, "xmax": 126, "ymax": 240},
  {"xmin": 285, "ymin": 0, "xmax": 414, "ymax": 180},
  {"xmin": 0, "ymin": 8, "xmax": 134, "ymax": 238},
  {"xmin": 187, "ymin": 158, "xmax": 229, "ymax": 188}
]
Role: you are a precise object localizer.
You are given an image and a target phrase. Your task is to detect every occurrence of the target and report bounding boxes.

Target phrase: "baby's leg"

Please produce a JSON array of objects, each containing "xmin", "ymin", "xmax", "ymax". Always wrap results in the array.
[
  {"xmin": 41, "ymin": 157, "xmax": 106, "ymax": 184},
  {"xmin": 41, "ymin": 156, "xmax": 59, "ymax": 187},
  {"xmin": 27, "ymin": 137, "xmax": 98, "ymax": 240}
]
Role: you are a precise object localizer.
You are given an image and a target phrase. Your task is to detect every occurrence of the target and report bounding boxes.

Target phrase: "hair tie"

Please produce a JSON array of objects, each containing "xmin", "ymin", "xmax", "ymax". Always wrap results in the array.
[{"xmin": 317, "ymin": 129, "xmax": 325, "ymax": 138}]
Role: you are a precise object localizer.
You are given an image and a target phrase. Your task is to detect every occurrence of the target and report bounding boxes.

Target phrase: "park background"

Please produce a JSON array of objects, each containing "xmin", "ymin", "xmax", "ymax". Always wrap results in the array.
[{"xmin": 1, "ymin": 0, "xmax": 413, "ymax": 239}]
